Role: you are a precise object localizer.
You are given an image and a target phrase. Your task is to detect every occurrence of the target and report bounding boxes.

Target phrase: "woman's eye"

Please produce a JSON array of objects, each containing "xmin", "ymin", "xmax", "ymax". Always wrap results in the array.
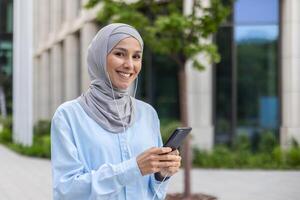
[
  {"xmin": 115, "ymin": 52, "xmax": 124, "ymax": 57},
  {"xmin": 133, "ymin": 54, "xmax": 141, "ymax": 59}
]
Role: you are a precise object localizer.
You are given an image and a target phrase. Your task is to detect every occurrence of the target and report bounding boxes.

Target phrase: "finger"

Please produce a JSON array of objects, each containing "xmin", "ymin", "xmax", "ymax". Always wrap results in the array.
[
  {"xmin": 167, "ymin": 150, "xmax": 179, "ymax": 156},
  {"xmin": 174, "ymin": 150, "xmax": 179, "ymax": 155},
  {"xmin": 151, "ymin": 167, "xmax": 161, "ymax": 173},
  {"xmin": 149, "ymin": 147, "xmax": 172, "ymax": 155},
  {"xmin": 163, "ymin": 149, "xmax": 179, "ymax": 156},
  {"xmin": 158, "ymin": 154, "xmax": 181, "ymax": 162},
  {"xmin": 167, "ymin": 167, "xmax": 179, "ymax": 174},
  {"xmin": 157, "ymin": 161, "xmax": 179, "ymax": 168}
]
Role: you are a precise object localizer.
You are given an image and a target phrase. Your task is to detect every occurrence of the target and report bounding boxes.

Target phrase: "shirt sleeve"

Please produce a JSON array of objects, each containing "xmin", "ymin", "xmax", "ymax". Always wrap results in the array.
[
  {"xmin": 51, "ymin": 110, "xmax": 143, "ymax": 200},
  {"xmin": 148, "ymin": 109, "xmax": 170, "ymax": 199}
]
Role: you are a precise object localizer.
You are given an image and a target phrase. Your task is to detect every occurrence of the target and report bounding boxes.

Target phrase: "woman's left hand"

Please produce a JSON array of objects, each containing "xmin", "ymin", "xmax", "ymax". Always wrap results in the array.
[{"xmin": 158, "ymin": 149, "xmax": 181, "ymax": 177}]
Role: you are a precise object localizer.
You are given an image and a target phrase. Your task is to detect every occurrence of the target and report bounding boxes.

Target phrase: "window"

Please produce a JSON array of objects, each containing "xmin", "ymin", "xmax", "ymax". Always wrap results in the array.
[{"xmin": 215, "ymin": 0, "xmax": 279, "ymax": 146}]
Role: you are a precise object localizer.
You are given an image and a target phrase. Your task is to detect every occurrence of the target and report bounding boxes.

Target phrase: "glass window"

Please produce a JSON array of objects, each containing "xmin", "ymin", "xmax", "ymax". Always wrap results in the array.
[
  {"xmin": 215, "ymin": 0, "xmax": 279, "ymax": 146},
  {"xmin": 215, "ymin": 26, "xmax": 234, "ymax": 144},
  {"xmin": 0, "ymin": 0, "xmax": 13, "ymax": 115},
  {"xmin": 0, "ymin": 0, "xmax": 13, "ymax": 33},
  {"xmin": 139, "ymin": 48, "xmax": 179, "ymax": 121},
  {"xmin": 235, "ymin": 25, "xmax": 279, "ymax": 42},
  {"xmin": 0, "ymin": 41, "xmax": 12, "ymax": 75},
  {"xmin": 235, "ymin": 25, "xmax": 279, "ymax": 137},
  {"xmin": 234, "ymin": 0, "xmax": 278, "ymax": 25}
]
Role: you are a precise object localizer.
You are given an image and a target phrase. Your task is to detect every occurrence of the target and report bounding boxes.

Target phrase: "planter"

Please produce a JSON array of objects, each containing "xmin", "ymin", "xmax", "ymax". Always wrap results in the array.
[{"xmin": 166, "ymin": 193, "xmax": 217, "ymax": 200}]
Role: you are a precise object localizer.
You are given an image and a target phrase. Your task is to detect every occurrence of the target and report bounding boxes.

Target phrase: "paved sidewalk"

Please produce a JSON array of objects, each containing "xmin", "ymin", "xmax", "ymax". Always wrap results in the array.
[
  {"xmin": 0, "ymin": 145, "xmax": 52, "ymax": 200},
  {"xmin": 168, "ymin": 169, "xmax": 300, "ymax": 200},
  {"xmin": 0, "ymin": 144, "xmax": 299, "ymax": 200}
]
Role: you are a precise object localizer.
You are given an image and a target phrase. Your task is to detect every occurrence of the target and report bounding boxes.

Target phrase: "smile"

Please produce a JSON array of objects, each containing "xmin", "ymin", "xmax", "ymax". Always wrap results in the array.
[{"xmin": 117, "ymin": 71, "xmax": 132, "ymax": 79}]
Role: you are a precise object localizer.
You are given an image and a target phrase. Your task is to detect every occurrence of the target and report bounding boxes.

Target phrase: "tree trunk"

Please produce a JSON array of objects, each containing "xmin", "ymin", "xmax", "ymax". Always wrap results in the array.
[{"xmin": 178, "ymin": 65, "xmax": 191, "ymax": 198}]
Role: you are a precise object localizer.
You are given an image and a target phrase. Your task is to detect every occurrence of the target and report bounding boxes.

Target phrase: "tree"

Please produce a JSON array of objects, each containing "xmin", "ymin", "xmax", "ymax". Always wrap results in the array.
[{"xmin": 85, "ymin": 0, "xmax": 230, "ymax": 198}]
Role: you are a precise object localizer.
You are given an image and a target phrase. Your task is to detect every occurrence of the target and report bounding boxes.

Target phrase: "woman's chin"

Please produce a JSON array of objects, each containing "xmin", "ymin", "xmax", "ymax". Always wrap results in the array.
[{"xmin": 114, "ymin": 83, "xmax": 130, "ymax": 90}]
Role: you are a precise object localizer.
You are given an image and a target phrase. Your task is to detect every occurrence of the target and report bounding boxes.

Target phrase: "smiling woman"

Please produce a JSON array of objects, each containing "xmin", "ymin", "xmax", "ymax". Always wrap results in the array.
[
  {"xmin": 107, "ymin": 37, "xmax": 142, "ymax": 90},
  {"xmin": 50, "ymin": 23, "xmax": 181, "ymax": 200}
]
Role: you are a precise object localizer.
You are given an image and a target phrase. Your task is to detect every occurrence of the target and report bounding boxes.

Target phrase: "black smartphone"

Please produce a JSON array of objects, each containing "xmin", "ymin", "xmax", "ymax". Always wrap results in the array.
[{"xmin": 163, "ymin": 127, "xmax": 192, "ymax": 150}]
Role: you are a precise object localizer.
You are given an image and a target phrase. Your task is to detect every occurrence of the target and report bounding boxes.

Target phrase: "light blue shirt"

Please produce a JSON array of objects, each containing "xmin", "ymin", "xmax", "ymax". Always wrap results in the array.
[{"xmin": 51, "ymin": 99, "xmax": 169, "ymax": 200}]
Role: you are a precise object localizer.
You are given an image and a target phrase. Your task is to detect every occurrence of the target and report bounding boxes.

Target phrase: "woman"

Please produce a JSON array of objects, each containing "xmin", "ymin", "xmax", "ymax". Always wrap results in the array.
[{"xmin": 51, "ymin": 23, "xmax": 181, "ymax": 200}]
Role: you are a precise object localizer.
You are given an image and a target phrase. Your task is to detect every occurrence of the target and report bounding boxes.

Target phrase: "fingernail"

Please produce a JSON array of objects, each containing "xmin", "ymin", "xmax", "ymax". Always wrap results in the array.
[{"xmin": 164, "ymin": 147, "xmax": 171, "ymax": 152}]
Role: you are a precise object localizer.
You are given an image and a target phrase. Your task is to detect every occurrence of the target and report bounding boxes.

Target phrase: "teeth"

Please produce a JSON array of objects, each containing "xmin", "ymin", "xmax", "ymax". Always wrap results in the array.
[{"xmin": 118, "ymin": 72, "xmax": 131, "ymax": 78}]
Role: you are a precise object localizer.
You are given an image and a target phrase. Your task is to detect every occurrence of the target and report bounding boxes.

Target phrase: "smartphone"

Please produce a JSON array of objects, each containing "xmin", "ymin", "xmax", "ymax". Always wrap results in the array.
[{"xmin": 163, "ymin": 127, "xmax": 192, "ymax": 150}]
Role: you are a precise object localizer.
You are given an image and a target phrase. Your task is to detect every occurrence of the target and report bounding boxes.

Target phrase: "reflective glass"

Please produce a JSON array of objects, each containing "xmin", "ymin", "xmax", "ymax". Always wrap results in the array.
[
  {"xmin": 235, "ymin": 25, "xmax": 279, "ymax": 42},
  {"xmin": 235, "ymin": 25, "xmax": 279, "ymax": 138},
  {"xmin": 234, "ymin": 0, "xmax": 278, "ymax": 25},
  {"xmin": 215, "ymin": 0, "xmax": 279, "ymax": 146},
  {"xmin": 215, "ymin": 26, "xmax": 233, "ymax": 144},
  {"xmin": 0, "ymin": 0, "xmax": 13, "ymax": 33},
  {"xmin": 139, "ymin": 48, "xmax": 179, "ymax": 121}
]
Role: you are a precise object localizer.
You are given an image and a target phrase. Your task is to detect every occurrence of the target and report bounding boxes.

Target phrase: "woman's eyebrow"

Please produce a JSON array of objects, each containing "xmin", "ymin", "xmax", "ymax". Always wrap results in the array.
[{"xmin": 114, "ymin": 47, "xmax": 142, "ymax": 53}]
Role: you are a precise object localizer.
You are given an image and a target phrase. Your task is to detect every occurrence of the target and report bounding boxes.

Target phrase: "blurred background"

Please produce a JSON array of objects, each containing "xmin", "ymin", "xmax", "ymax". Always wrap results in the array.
[{"xmin": 0, "ymin": 0, "xmax": 299, "ymax": 200}]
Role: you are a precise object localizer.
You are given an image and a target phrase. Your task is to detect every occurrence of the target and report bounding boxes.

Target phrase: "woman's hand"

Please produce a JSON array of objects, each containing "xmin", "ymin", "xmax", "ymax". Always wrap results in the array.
[
  {"xmin": 136, "ymin": 147, "xmax": 181, "ymax": 176},
  {"xmin": 137, "ymin": 147, "xmax": 176, "ymax": 176},
  {"xmin": 158, "ymin": 149, "xmax": 181, "ymax": 177}
]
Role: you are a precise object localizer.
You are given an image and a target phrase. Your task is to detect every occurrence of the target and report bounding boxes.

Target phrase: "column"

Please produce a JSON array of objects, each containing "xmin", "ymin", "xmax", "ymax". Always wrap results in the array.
[
  {"xmin": 33, "ymin": 58, "xmax": 39, "ymax": 124},
  {"xmin": 65, "ymin": 0, "xmax": 77, "ymax": 23},
  {"xmin": 186, "ymin": 59, "xmax": 214, "ymax": 150},
  {"xmin": 64, "ymin": 34, "xmax": 80, "ymax": 100},
  {"xmin": 33, "ymin": 0, "xmax": 39, "ymax": 49},
  {"xmin": 40, "ymin": 52, "xmax": 51, "ymax": 120},
  {"xmin": 13, "ymin": 0, "xmax": 33, "ymax": 146},
  {"xmin": 50, "ymin": 44, "xmax": 64, "ymax": 113},
  {"xmin": 80, "ymin": 22, "xmax": 99, "ymax": 92},
  {"xmin": 280, "ymin": 0, "xmax": 300, "ymax": 148},
  {"xmin": 185, "ymin": 0, "xmax": 214, "ymax": 150},
  {"xmin": 40, "ymin": 0, "xmax": 49, "ymax": 42}
]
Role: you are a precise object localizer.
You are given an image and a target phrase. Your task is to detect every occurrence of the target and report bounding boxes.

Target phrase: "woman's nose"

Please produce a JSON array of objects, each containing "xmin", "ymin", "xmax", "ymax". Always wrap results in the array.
[{"xmin": 123, "ymin": 57, "xmax": 134, "ymax": 69}]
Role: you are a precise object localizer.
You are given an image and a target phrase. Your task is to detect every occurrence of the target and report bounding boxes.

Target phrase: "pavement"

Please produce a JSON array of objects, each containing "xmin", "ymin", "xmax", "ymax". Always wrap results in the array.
[{"xmin": 0, "ymin": 144, "xmax": 299, "ymax": 200}]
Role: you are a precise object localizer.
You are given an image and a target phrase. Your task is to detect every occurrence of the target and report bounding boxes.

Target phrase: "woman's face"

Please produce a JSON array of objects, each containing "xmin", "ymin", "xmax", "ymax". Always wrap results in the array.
[{"xmin": 106, "ymin": 37, "xmax": 142, "ymax": 90}]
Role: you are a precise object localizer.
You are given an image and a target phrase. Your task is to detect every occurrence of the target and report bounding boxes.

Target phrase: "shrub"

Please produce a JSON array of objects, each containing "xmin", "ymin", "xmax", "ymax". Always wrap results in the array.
[
  {"xmin": 211, "ymin": 145, "xmax": 235, "ymax": 168},
  {"xmin": 0, "ymin": 116, "xmax": 13, "ymax": 130},
  {"xmin": 233, "ymin": 133, "xmax": 251, "ymax": 152},
  {"xmin": 193, "ymin": 144, "xmax": 300, "ymax": 169},
  {"xmin": 33, "ymin": 120, "xmax": 51, "ymax": 136},
  {"xmin": 258, "ymin": 131, "xmax": 277, "ymax": 153},
  {"xmin": 285, "ymin": 147, "xmax": 300, "ymax": 168},
  {"xmin": 0, "ymin": 128, "xmax": 12, "ymax": 143},
  {"xmin": 0, "ymin": 119, "xmax": 51, "ymax": 158},
  {"xmin": 160, "ymin": 119, "xmax": 181, "ymax": 144}
]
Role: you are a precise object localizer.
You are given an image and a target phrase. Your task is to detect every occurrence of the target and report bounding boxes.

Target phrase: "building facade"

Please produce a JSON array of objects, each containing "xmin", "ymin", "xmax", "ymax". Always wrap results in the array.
[{"xmin": 13, "ymin": 0, "xmax": 300, "ymax": 149}]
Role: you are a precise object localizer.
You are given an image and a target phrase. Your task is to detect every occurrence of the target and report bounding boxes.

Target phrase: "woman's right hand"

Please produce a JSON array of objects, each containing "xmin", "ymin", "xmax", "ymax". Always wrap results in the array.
[{"xmin": 137, "ymin": 147, "xmax": 175, "ymax": 176}]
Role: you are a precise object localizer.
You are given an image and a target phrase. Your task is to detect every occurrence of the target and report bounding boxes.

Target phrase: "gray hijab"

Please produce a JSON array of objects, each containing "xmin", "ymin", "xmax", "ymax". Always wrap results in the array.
[{"xmin": 78, "ymin": 23, "xmax": 144, "ymax": 133}]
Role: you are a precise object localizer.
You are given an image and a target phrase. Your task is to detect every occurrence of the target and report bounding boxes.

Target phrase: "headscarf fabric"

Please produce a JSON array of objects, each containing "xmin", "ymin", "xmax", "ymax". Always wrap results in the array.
[{"xmin": 78, "ymin": 23, "xmax": 144, "ymax": 133}]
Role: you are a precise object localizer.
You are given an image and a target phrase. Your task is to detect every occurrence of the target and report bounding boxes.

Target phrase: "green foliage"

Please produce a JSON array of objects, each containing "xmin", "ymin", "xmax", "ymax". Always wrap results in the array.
[
  {"xmin": 0, "ymin": 115, "xmax": 13, "ymax": 130},
  {"xmin": 85, "ymin": 0, "xmax": 231, "ymax": 69},
  {"xmin": 34, "ymin": 120, "xmax": 51, "ymax": 136},
  {"xmin": 258, "ymin": 131, "xmax": 277, "ymax": 153},
  {"xmin": 193, "ymin": 136, "xmax": 300, "ymax": 169},
  {"xmin": 0, "ymin": 116, "xmax": 13, "ymax": 143},
  {"xmin": 0, "ymin": 120, "xmax": 51, "ymax": 158},
  {"xmin": 160, "ymin": 119, "xmax": 181, "ymax": 144},
  {"xmin": 285, "ymin": 147, "xmax": 300, "ymax": 167},
  {"xmin": 0, "ymin": 128, "xmax": 13, "ymax": 143},
  {"xmin": 233, "ymin": 133, "xmax": 251, "ymax": 152}
]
